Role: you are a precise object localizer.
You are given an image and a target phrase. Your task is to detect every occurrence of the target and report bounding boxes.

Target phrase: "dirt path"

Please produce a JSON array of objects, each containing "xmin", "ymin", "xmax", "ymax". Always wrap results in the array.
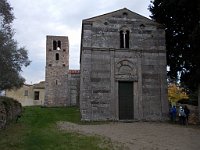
[{"xmin": 57, "ymin": 122, "xmax": 200, "ymax": 150}]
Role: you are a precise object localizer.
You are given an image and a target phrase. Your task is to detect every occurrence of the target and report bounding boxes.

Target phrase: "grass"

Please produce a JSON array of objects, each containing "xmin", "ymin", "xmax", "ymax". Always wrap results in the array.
[{"xmin": 0, "ymin": 106, "xmax": 115, "ymax": 150}]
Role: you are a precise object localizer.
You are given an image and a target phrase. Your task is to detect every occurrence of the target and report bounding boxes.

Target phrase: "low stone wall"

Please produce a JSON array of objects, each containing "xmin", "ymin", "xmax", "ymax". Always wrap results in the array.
[{"xmin": 0, "ymin": 96, "xmax": 22, "ymax": 130}]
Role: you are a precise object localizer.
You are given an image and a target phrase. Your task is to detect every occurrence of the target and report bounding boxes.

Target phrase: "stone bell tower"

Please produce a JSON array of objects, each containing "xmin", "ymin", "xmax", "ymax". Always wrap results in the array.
[{"xmin": 44, "ymin": 35, "xmax": 69, "ymax": 106}]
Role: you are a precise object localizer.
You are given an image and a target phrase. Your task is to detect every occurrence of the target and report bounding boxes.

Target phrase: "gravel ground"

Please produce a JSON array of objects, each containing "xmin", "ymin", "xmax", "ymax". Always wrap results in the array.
[{"xmin": 57, "ymin": 121, "xmax": 200, "ymax": 150}]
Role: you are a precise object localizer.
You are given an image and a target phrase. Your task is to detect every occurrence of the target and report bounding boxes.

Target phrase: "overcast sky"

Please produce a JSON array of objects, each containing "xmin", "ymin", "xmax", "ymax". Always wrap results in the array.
[{"xmin": 8, "ymin": 0, "xmax": 151, "ymax": 84}]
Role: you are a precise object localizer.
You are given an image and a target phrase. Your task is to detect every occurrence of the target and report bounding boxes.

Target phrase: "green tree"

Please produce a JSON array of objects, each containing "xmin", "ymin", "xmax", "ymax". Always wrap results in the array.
[
  {"xmin": 149, "ymin": 0, "xmax": 200, "ymax": 92},
  {"xmin": 0, "ymin": 0, "xmax": 31, "ymax": 91}
]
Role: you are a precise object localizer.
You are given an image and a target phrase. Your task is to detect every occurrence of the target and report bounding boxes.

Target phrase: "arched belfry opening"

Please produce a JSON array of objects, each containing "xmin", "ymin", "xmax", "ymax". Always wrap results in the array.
[
  {"xmin": 57, "ymin": 40, "xmax": 61, "ymax": 50},
  {"xmin": 53, "ymin": 40, "xmax": 57, "ymax": 50},
  {"xmin": 53, "ymin": 40, "xmax": 62, "ymax": 50}
]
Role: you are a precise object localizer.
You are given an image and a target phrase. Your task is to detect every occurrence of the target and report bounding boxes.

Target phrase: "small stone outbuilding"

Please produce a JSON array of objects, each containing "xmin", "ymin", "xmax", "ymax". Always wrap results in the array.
[
  {"xmin": 80, "ymin": 8, "xmax": 168, "ymax": 121},
  {"xmin": 5, "ymin": 81, "xmax": 45, "ymax": 106}
]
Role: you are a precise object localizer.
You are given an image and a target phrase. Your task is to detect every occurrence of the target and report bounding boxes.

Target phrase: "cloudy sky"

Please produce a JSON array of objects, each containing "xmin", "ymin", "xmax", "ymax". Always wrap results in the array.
[{"xmin": 8, "ymin": 0, "xmax": 151, "ymax": 84}]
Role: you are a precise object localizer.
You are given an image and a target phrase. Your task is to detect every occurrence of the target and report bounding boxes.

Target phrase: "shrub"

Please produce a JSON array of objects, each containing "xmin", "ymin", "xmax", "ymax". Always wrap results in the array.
[{"xmin": 0, "ymin": 96, "xmax": 22, "ymax": 129}]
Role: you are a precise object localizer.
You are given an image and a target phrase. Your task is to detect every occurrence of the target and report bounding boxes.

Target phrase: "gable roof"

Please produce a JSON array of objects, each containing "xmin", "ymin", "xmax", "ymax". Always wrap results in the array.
[{"xmin": 83, "ymin": 8, "xmax": 155, "ymax": 24}]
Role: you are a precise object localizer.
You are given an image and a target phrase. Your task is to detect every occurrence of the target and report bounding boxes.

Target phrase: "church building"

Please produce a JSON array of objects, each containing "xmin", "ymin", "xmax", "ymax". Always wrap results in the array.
[{"xmin": 79, "ymin": 8, "xmax": 168, "ymax": 121}]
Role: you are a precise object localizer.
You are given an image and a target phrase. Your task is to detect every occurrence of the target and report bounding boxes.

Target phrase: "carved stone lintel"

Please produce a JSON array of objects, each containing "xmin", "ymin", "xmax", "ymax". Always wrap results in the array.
[{"xmin": 115, "ymin": 74, "xmax": 138, "ymax": 81}]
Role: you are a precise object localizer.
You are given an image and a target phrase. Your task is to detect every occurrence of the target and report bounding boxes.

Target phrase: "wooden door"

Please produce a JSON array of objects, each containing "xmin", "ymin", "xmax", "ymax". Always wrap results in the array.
[{"xmin": 119, "ymin": 81, "xmax": 133, "ymax": 120}]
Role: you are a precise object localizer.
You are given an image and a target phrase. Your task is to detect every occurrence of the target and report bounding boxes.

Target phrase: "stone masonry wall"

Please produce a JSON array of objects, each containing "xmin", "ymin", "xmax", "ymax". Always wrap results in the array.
[
  {"xmin": 68, "ymin": 70, "xmax": 80, "ymax": 106},
  {"xmin": 90, "ymin": 50, "xmax": 112, "ymax": 120},
  {"xmin": 142, "ymin": 51, "xmax": 168, "ymax": 120}
]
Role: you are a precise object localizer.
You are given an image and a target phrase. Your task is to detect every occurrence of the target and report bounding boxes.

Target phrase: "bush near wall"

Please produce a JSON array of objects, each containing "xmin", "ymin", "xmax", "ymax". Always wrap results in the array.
[{"xmin": 0, "ymin": 96, "xmax": 22, "ymax": 130}]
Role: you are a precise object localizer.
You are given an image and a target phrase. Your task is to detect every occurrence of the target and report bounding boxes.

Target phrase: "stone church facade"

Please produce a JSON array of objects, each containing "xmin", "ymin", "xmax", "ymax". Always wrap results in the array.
[
  {"xmin": 80, "ymin": 8, "xmax": 168, "ymax": 121},
  {"xmin": 44, "ymin": 8, "xmax": 169, "ymax": 121}
]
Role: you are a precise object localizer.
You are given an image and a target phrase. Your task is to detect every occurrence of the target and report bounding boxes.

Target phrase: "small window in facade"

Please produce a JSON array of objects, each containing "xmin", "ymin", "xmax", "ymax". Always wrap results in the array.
[
  {"xmin": 104, "ymin": 22, "xmax": 108, "ymax": 25},
  {"xmin": 34, "ymin": 91, "xmax": 40, "ymax": 100},
  {"xmin": 120, "ymin": 30, "xmax": 129, "ymax": 48},
  {"xmin": 56, "ymin": 53, "xmax": 59, "ymax": 60},
  {"xmin": 140, "ymin": 24, "xmax": 145, "ymax": 29},
  {"xmin": 120, "ymin": 30, "xmax": 124, "ymax": 48},
  {"xmin": 123, "ymin": 12, "xmax": 128, "ymax": 18},
  {"xmin": 53, "ymin": 40, "xmax": 57, "ymax": 50},
  {"xmin": 24, "ymin": 90, "xmax": 28, "ymax": 96},
  {"xmin": 125, "ymin": 30, "xmax": 129, "ymax": 48},
  {"xmin": 55, "ymin": 80, "xmax": 58, "ymax": 85}
]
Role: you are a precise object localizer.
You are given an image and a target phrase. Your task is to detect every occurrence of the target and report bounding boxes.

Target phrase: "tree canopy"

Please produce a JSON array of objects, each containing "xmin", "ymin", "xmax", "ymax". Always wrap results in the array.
[
  {"xmin": 0, "ymin": 0, "xmax": 31, "ymax": 91},
  {"xmin": 168, "ymin": 83, "xmax": 188, "ymax": 104},
  {"xmin": 149, "ymin": 0, "xmax": 200, "ymax": 91}
]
